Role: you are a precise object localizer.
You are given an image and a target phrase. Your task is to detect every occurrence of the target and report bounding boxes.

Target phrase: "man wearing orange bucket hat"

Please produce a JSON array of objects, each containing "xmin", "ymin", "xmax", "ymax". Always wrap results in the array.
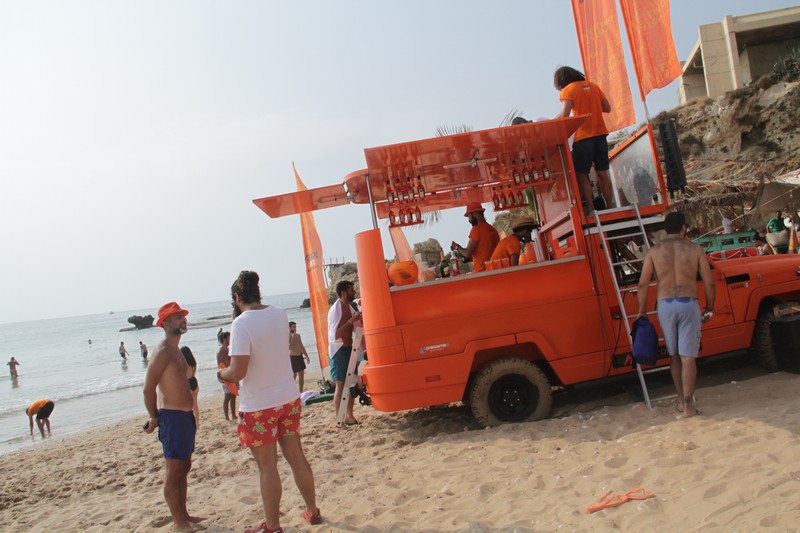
[
  {"xmin": 450, "ymin": 202, "xmax": 500, "ymax": 273},
  {"xmin": 142, "ymin": 301, "xmax": 204, "ymax": 531},
  {"xmin": 489, "ymin": 216, "xmax": 539, "ymax": 267}
]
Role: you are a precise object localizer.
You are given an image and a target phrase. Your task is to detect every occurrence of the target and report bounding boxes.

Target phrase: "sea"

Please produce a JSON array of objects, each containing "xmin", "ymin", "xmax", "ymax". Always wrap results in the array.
[{"xmin": 0, "ymin": 292, "xmax": 318, "ymax": 456}]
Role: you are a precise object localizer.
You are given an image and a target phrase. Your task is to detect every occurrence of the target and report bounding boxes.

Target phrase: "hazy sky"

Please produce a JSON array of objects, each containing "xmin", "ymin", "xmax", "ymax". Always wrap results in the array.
[{"xmin": 1, "ymin": 1, "xmax": 796, "ymax": 323}]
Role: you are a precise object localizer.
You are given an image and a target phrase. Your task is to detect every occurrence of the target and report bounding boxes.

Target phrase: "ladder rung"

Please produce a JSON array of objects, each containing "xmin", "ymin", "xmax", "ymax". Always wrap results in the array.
[
  {"xmin": 641, "ymin": 365, "xmax": 671, "ymax": 375},
  {"xmin": 612, "ymin": 258, "xmax": 643, "ymax": 267},
  {"xmin": 596, "ymin": 205, "xmax": 643, "ymax": 215},
  {"xmin": 603, "ymin": 232, "xmax": 646, "ymax": 241},
  {"xmin": 620, "ymin": 282, "xmax": 656, "ymax": 292}
]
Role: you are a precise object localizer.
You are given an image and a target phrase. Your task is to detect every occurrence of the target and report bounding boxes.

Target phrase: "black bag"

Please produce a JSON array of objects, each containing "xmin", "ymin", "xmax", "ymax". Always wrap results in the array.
[{"xmin": 631, "ymin": 316, "xmax": 659, "ymax": 366}]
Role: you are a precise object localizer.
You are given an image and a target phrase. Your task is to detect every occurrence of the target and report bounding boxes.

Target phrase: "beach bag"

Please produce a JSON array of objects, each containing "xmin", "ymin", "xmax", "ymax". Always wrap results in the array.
[{"xmin": 630, "ymin": 316, "xmax": 659, "ymax": 366}]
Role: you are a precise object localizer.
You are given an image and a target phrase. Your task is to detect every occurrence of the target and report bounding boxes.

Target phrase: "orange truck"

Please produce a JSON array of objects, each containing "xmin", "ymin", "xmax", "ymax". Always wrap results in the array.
[{"xmin": 255, "ymin": 116, "xmax": 800, "ymax": 426}]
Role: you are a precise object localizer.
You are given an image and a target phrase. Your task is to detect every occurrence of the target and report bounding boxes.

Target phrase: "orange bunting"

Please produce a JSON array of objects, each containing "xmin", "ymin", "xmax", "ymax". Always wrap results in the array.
[
  {"xmin": 571, "ymin": 0, "xmax": 635, "ymax": 132},
  {"xmin": 294, "ymin": 164, "xmax": 330, "ymax": 369},
  {"xmin": 620, "ymin": 0, "xmax": 683, "ymax": 100}
]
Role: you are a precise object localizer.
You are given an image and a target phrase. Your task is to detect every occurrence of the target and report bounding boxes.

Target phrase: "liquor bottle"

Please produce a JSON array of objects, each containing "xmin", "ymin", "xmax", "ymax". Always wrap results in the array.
[
  {"xmin": 406, "ymin": 176, "xmax": 415, "ymax": 201},
  {"xmin": 492, "ymin": 187, "xmax": 501, "ymax": 210},
  {"xmin": 450, "ymin": 254, "xmax": 461, "ymax": 276},
  {"xmin": 506, "ymin": 185, "xmax": 517, "ymax": 207},
  {"xmin": 386, "ymin": 180, "xmax": 395, "ymax": 204},
  {"xmin": 417, "ymin": 175, "xmax": 426, "ymax": 200},
  {"xmin": 497, "ymin": 187, "xmax": 506, "ymax": 209},
  {"xmin": 541, "ymin": 156, "xmax": 551, "ymax": 180},
  {"xmin": 395, "ymin": 179, "xmax": 404, "ymax": 203},
  {"xmin": 414, "ymin": 206, "xmax": 422, "ymax": 224},
  {"xmin": 512, "ymin": 160, "xmax": 521, "ymax": 186},
  {"xmin": 389, "ymin": 210, "xmax": 397, "ymax": 226},
  {"xmin": 516, "ymin": 189, "xmax": 526, "ymax": 206},
  {"xmin": 522, "ymin": 158, "xmax": 532, "ymax": 184}
]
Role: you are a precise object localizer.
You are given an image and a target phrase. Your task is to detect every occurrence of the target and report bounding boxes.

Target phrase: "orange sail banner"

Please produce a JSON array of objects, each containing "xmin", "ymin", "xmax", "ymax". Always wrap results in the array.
[
  {"xmin": 620, "ymin": 0, "xmax": 683, "ymax": 100},
  {"xmin": 571, "ymin": 0, "xmax": 635, "ymax": 132},
  {"xmin": 294, "ymin": 163, "xmax": 330, "ymax": 369}
]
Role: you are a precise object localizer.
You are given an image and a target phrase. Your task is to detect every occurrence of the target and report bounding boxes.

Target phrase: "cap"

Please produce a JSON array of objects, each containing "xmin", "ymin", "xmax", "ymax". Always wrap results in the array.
[
  {"xmin": 464, "ymin": 202, "xmax": 485, "ymax": 217},
  {"xmin": 512, "ymin": 216, "xmax": 539, "ymax": 232},
  {"xmin": 156, "ymin": 302, "xmax": 189, "ymax": 328}
]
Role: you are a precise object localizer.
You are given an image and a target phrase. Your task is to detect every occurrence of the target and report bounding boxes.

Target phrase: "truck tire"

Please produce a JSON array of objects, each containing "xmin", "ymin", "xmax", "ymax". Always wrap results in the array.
[
  {"xmin": 751, "ymin": 305, "xmax": 781, "ymax": 372},
  {"xmin": 469, "ymin": 358, "xmax": 552, "ymax": 427}
]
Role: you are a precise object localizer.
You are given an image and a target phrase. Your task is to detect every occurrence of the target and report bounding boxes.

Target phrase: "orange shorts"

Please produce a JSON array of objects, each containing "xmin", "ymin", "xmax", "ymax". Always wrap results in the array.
[{"xmin": 237, "ymin": 398, "xmax": 302, "ymax": 449}]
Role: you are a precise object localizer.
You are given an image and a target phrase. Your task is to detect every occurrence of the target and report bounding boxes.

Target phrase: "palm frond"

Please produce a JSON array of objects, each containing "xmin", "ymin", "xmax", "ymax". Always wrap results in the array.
[{"xmin": 435, "ymin": 124, "xmax": 473, "ymax": 137}]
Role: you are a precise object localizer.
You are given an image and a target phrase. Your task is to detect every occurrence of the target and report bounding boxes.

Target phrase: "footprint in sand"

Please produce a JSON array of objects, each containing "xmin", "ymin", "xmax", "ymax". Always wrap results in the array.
[{"xmin": 604, "ymin": 456, "xmax": 628, "ymax": 469}]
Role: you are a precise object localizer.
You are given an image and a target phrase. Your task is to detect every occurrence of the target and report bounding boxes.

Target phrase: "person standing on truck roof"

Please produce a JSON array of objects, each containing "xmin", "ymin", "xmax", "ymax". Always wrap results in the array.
[
  {"xmin": 636, "ymin": 211, "xmax": 715, "ymax": 419},
  {"xmin": 553, "ymin": 66, "xmax": 613, "ymax": 216},
  {"xmin": 489, "ymin": 216, "xmax": 539, "ymax": 267},
  {"xmin": 327, "ymin": 280, "xmax": 361, "ymax": 426},
  {"xmin": 450, "ymin": 202, "xmax": 500, "ymax": 273}
]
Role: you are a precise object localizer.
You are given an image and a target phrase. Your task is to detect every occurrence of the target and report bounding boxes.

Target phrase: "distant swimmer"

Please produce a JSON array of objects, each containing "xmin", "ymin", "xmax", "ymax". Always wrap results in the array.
[
  {"xmin": 140, "ymin": 341, "xmax": 149, "ymax": 360},
  {"xmin": 8, "ymin": 356, "xmax": 19, "ymax": 378},
  {"xmin": 26, "ymin": 399, "xmax": 55, "ymax": 438},
  {"xmin": 119, "ymin": 341, "xmax": 129, "ymax": 360}
]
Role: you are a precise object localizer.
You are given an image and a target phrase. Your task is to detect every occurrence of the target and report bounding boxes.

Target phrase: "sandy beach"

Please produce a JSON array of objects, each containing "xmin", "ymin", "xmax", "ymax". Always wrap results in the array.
[{"xmin": 2, "ymin": 358, "xmax": 800, "ymax": 532}]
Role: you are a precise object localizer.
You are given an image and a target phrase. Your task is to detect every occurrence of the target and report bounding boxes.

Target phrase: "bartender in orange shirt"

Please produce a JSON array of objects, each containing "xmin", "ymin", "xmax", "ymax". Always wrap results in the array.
[
  {"xmin": 451, "ymin": 202, "xmax": 500, "ymax": 273},
  {"xmin": 490, "ymin": 216, "xmax": 539, "ymax": 267}
]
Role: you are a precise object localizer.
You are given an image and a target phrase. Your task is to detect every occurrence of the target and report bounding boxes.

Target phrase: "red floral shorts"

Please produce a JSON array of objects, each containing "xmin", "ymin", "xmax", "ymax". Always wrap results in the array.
[{"xmin": 237, "ymin": 398, "xmax": 302, "ymax": 449}]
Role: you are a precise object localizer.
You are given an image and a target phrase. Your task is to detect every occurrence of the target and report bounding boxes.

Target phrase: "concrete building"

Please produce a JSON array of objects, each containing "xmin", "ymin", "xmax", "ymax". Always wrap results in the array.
[{"xmin": 679, "ymin": 6, "xmax": 800, "ymax": 104}]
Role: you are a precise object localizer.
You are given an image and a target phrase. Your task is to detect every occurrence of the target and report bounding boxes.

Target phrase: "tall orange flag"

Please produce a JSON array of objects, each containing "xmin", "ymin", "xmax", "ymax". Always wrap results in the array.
[
  {"xmin": 572, "ymin": 0, "xmax": 635, "ymax": 132},
  {"xmin": 294, "ymin": 163, "xmax": 330, "ymax": 369},
  {"xmin": 620, "ymin": 0, "xmax": 683, "ymax": 100}
]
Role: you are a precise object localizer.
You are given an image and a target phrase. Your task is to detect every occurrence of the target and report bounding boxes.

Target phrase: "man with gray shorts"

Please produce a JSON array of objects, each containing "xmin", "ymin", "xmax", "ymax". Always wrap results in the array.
[{"xmin": 636, "ymin": 212, "xmax": 715, "ymax": 418}]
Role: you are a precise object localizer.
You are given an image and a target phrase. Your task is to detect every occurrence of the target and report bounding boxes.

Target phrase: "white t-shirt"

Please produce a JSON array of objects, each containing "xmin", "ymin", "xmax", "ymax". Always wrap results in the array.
[{"xmin": 229, "ymin": 305, "xmax": 299, "ymax": 412}]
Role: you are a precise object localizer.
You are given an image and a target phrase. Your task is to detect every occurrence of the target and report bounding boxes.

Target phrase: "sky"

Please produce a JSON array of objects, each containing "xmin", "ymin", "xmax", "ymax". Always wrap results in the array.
[{"xmin": 1, "ymin": 0, "xmax": 797, "ymax": 324}]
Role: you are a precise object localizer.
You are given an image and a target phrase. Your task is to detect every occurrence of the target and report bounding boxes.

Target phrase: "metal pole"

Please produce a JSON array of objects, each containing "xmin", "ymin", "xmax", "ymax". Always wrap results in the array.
[{"xmin": 365, "ymin": 174, "xmax": 379, "ymax": 230}]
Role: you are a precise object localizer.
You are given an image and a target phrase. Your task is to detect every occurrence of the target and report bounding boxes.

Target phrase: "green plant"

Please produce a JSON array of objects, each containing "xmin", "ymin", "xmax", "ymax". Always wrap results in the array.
[{"xmin": 771, "ymin": 48, "xmax": 800, "ymax": 82}]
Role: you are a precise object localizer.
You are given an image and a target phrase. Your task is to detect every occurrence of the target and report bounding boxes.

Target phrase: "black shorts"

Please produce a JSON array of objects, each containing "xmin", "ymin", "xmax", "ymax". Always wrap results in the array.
[
  {"xmin": 571, "ymin": 135, "xmax": 610, "ymax": 174},
  {"xmin": 290, "ymin": 355, "xmax": 306, "ymax": 373},
  {"xmin": 37, "ymin": 401, "xmax": 55, "ymax": 420}
]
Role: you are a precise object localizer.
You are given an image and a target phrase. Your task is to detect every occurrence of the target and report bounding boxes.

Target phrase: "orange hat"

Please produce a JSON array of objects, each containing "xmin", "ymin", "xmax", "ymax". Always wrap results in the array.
[
  {"xmin": 464, "ymin": 202, "xmax": 485, "ymax": 217},
  {"xmin": 156, "ymin": 302, "xmax": 189, "ymax": 327}
]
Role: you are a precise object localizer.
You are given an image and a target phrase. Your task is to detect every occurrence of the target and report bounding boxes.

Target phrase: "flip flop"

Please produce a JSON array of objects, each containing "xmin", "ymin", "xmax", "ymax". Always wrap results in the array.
[
  {"xmin": 675, "ymin": 403, "xmax": 684, "ymax": 413},
  {"xmin": 684, "ymin": 408, "xmax": 702, "ymax": 418},
  {"xmin": 344, "ymin": 420, "xmax": 360, "ymax": 426},
  {"xmin": 303, "ymin": 507, "xmax": 323, "ymax": 525},
  {"xmin": 244, "ymin": 522, "xmax": 283, "ymax": 533}
]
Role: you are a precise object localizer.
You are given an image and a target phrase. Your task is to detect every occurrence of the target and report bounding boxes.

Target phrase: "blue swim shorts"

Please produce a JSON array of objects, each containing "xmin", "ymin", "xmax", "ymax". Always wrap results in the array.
[
  {"xmin": 330, "ymin": 345, "xmax": 353, "ymax": 382},
  {"xmin": 657, "ymin": 297, "xmax": 702, "ymax": 357},
  {"xmin": 158, "ymin": 409, "xmax": 196, "ymax": 460}
]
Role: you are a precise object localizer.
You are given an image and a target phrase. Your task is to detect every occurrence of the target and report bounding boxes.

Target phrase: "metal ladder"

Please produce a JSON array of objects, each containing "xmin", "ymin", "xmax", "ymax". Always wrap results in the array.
[
  {"xmin": 594, "ymin": 204, "xmax": 673, "ymax": 409},
  {"xmin": 336, "ymin": 326, "xmax": 364, "ymax": 428}
]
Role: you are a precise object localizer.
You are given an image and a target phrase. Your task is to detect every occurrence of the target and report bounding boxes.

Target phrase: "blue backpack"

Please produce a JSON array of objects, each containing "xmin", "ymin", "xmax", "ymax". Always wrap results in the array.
[{"xmin": 630, "ymin": 316, "xmax": 659, "ymax": 366}]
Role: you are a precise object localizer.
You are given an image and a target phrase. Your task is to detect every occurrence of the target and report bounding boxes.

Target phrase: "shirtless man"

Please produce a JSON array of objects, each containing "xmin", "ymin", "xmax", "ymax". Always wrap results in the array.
[
  {"xmin": 140, "ymin": 341, "xmax": 148, "ymax": 360},
  {"xmin": 143, "ymin": 302, "xmax": 204, "ymax": 531},
  {"xmin": 119, "ymin": 341, "xmax": 129, "ymax": 359},
  {"xmin": 636, "ymin": 212, "xmax": 715, "ymax": 418},
  {"xmin": 8, "ymin": 356, "xmax": 19, "ymax": 378},
  {"xmin": 216, "ymin": 331, "xmax": 237, "ymax": 421},
  {"xmin": 327, "ymin": 280, "xmax": 361, "ymax": 426}
]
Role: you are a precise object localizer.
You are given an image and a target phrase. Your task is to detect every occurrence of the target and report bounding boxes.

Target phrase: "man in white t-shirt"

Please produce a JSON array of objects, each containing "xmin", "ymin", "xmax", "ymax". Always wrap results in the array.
[{"xmin": 219, "ymin": 270, "xmax": 322, "ymax": 532}]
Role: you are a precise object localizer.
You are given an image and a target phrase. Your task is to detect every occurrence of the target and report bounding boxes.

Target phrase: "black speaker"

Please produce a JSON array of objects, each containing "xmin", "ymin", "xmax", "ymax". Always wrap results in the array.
[
  {"xmin": 771, "ymin": 316, "xmax": 800, "ymax": 373},
  {"xmin": 658, "ymin": 119, "xmax": 687, "ymax": 197}
]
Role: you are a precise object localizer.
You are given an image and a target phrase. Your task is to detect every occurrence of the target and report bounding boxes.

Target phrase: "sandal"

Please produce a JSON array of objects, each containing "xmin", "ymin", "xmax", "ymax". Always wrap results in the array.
[{"xmin": 303, "ymin": 507, "xmax": 323, "ymax": 525}]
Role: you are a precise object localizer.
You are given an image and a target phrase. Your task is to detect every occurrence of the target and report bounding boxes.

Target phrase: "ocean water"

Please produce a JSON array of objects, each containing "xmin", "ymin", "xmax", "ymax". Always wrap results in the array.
[{"xmin": 0, "ymin": 292, "xmax": 318, "ymax": 456}]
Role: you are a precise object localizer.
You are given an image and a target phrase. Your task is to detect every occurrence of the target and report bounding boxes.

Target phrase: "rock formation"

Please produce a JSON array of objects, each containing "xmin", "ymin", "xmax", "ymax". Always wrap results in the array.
[{"xmin": 127, "ymin": 315, "xmax": 154, "ymax": 329}]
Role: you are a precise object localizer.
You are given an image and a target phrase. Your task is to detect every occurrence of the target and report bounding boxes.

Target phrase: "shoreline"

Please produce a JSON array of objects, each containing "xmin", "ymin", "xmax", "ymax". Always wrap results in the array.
[{"xmin": 3, "ymin": 362, "xmax": 800, "ymax": 531}]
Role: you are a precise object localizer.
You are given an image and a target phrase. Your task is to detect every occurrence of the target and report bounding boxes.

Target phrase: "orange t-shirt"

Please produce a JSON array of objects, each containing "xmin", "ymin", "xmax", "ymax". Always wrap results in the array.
[
  {"xmin": 490, "ymin": 235, "xmax": 522, "ymax": 262},
  {"xmin": 560, "ymin": 80, "xmax": 608, "ymax": 142},
  {"xmin": 468, "ymin": 221, "xmax": 501, "ymax": 272},
  {"xmin": 27, "ymin": 399, "xmax": 49, "ymax": 415}
]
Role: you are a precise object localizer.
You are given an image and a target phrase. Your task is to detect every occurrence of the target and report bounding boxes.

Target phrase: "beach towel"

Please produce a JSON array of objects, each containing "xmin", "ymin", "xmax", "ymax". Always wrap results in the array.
[{"xmin": 631, "ymin": 316, "xmax": 659, "ymax": 366}]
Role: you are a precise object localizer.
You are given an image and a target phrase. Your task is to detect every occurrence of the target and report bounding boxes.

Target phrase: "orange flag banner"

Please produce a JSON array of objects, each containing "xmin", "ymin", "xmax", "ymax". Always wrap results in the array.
[
  {"xmin": 294, "ymin": 163, "xmax": 330, "ymax": 369},
  {"xmin": 620, "ymin": 0, "xmax": 683, "ymax": 100},
  {"xmin": 571, "ymin": 0, "xmax": 635, "ymax": 132}
]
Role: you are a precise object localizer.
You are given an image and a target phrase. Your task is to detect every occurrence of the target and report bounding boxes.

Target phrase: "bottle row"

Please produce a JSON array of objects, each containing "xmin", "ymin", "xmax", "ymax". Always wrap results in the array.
[
  {"xmin": 388, "ymin": 205, "xmax": 424, "ymax": 227},
  {"xmin": 506, "ymin": 157, "xmax": 551, "ymax": 186},
  {"xmin": 492, "ymin": 185, "xmax": 529, "ymax": 211},
  {"xmin": 385, "ymin": 175, "xmax": 426, "ymax": 205}
]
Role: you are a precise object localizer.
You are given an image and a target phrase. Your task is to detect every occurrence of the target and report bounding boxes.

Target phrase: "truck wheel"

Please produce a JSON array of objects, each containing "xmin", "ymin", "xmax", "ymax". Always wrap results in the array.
[
  {"xmin": 469, "ymin": 358, "xmax": 552, "ymax": 427},
  {"xmin": 751, "ymin": 307, "xmax": 779, "ymax": 372}
]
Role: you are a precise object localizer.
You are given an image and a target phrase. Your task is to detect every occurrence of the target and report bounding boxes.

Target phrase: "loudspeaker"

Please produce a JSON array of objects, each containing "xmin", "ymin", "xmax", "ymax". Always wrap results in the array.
[
  {"xmin": 658, "ymin": 119, "xmax": 687, "ymax": 197},
  {"xmin": 771, "ymin": 316, "xmax": 800, "ymax": 373}
]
